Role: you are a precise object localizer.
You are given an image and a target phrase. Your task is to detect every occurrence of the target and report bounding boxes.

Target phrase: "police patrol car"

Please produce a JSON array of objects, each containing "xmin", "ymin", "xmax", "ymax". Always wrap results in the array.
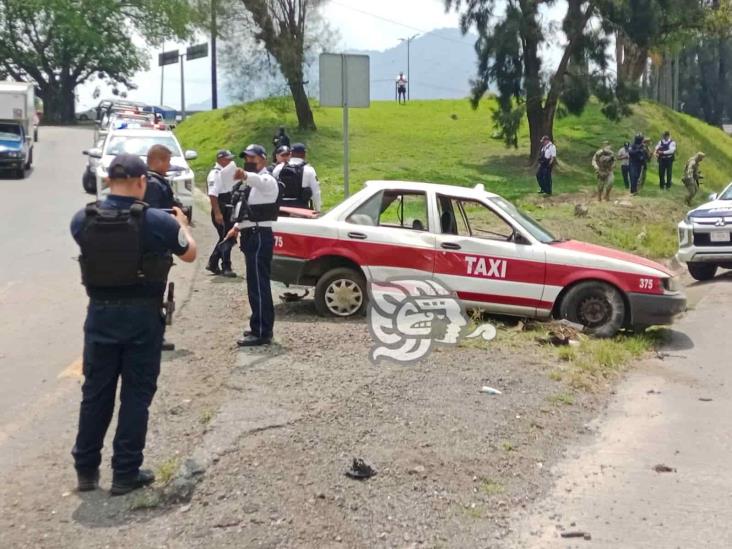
[
  {"xmin": 272, "ymin": 181, "xmax": 686, "ymax": 337},
  {"xmin": 677, "ymin": 182, "xmax": 732, "ymax": 280},
  {"xmin": 83, "ymin": 128, "xmax": 198, "ymax": 219}
]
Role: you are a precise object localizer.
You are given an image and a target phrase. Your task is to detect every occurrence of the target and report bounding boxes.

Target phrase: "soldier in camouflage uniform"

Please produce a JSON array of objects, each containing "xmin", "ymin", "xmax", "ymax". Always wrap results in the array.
[
  {"xmin": 592, "ymin": 141, "xmax": 616, "ymax": 201},
  {"xmin": 682, "ymin": 152, "xmax": 705, "ymax": 206}
]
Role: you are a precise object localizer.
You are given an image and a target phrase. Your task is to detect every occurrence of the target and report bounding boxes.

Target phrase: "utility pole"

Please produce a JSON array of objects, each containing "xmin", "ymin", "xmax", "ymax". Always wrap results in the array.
[
  {"xmin": 160, "ymin": 42, "xmax": 165, "ymax": 105},
  {"xmin": 180, "ymin": 53, "xmax": 186, "ymax": 120},
  {"xmin": 399, "ymin": 34, "xmax": 418, "ymax": 100},
  {"xmin": 211, "ymin": 0, "xmax": 218, "ymax": 109}
]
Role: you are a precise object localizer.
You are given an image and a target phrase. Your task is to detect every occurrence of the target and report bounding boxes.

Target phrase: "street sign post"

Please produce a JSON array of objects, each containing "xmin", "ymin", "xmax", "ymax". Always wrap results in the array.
[
  {"xmin": 186, "ymin": 43, "xmax": 209, "ymax": 61},
  {"xmin": 158, "ymin": 50, "xmax": 179, "ymax": 67},
  {"xmin": 319, "ymin": 53, "xmax": 370, "ymax": 198}
]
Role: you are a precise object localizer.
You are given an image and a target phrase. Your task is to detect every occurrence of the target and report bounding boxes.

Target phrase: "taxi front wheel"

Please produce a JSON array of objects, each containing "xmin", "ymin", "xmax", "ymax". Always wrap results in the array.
[
  {"xmin": 559, "ymin": 281, "xmax": 625, "ymax": 338},
  {"xmin": 314, "ymin": 267, "xmax": 367, "ymax": 318}
]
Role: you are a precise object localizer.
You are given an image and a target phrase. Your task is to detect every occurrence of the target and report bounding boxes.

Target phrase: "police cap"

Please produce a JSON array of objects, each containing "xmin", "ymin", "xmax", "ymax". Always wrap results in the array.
[
  {"xmin": 276, "ymin": 145, "xmax": 291, "ymax": 155},
  {"xmin": 291, "ymin": 143, "xmax": 307, "ymax": 154},
  {"xmin": 108, "ymin": 153, "xmax": 147, "ymax": 179},
  {"xmin": 239, "ymin": 144, "xmax": 267, "ymax": 159},
  {"xmin": 216, "ymin": 149, "xmax": 235, "ymax": 160}
]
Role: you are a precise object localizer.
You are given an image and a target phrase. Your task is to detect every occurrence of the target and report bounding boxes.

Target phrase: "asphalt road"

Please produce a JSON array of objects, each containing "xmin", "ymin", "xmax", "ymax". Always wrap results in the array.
[
  {"xmin": 0, "ymin": 126, "xmax": 204, "ymax": 472},
  {"xmin": 0, "ymin": 126, "xmax": 93, "ymax": 466},
  {"xmin": 507, "ymin": 273, "xmax": 732, "ymax": 548}
]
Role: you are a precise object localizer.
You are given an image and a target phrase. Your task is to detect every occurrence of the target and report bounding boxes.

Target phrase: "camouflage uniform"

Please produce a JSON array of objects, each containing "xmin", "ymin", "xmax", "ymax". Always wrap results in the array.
[
  {"xmin": 592, "ymin": 144, "xmax": 616, "ymax": 201},
  {"xmin": 682, "ymin": 152, "xmax": 705, "ymax": 206}
]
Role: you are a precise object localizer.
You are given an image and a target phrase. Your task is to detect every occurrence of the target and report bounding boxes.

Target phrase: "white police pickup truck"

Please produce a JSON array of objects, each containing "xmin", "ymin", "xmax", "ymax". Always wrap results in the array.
[
  {"xmin": 83, "ymin": 128, "xmax": 197, "ymax": 220},
  {"xmin": 677, "ymin": 182, "xmax": 732, "ymax": 280},
  {"xmin": 272, "ymin": 181, "xmax": 686, "ymax": 337}
]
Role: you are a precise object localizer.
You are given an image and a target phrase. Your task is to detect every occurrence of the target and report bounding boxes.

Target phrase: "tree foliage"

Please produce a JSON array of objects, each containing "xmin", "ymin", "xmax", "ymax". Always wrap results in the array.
[
  {"xmin": 447, "ymin": 0, "xmax": 616, "ymax": 158},
  {"xmin": 237, "ymin": 0, "xmax": 330, "ymax": 131},
  {"xmin": 0, "ymin": 0, "xmax": 196, "ymax": 123}
]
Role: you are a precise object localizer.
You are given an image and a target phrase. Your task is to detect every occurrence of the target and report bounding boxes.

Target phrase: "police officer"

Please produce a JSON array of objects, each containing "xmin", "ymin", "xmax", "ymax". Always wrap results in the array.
[
  {"xmin": 225, "ymin": 144, "xmax": 279, "ymax": 347},
  {"xmin": 617, "ymin": 142, "xmax": 630, "ymax": 189},
  {"xmin": 536, "ymin": 135, "xmax": 556, "ymax": 196},
  {"xmin": 628, "ymin": 133, "xmax": 647, "ymax": 195},
  {"xmin": 655, "ymin": 131, "xmax": 677, "ymax": 190},
  {"xmin": 70, "ymin": 154, "xmax": 197, "ymax": 495},
  {"xmin": 273, "ymin": 142, "xmax": 322, "ymax": 210},
  {"xmin": 144, "ymin": 144, "xmax": 178, "ymax": 209},
  {"xmin": 206, "ymin": 150, "xmax": 240, "ymax": 277},
  {"xmin": 271, "ymin": 126, "xmax": 290, "ymax": 161},
  {"xmin": 268, "ymin": 145, "xmax": 291, "ymax": 174}
]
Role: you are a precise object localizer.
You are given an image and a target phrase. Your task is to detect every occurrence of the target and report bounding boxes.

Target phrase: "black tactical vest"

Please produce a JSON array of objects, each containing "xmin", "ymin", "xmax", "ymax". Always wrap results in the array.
[
  {"xmin": 278, "ymin": 162, "xmax": 307, "ymax": 200},
  {"xmin": 230, "ymin": 182, "xmax": 281, "ymax": 223},
  {"xmin": 77, "ymin": 202, "xmax": 173, "ymax": 289}
]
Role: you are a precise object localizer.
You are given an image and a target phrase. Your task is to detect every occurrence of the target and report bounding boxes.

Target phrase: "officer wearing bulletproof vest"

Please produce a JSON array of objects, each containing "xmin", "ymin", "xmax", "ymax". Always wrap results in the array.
[
  {"xmin": 69, "ymin": 154, "xmax": 197, "ymax": 495},
  {"xmin": 144, "ymin": 144, "xmax": 179, "ymax": 209},
  {"xmin": 206, "ymin": 149, "xmax": 241, "ymax": 277},
  {"xmin": 272, "ymin": 142, "xmax": 322, "ymax": 210},
  {"xmin": 225, "ymin": 144, "xmax": 279, "ymax": 347},
  {"xmin": 145, "ymin": 144, "xmax": 181, "ymax": 352}
]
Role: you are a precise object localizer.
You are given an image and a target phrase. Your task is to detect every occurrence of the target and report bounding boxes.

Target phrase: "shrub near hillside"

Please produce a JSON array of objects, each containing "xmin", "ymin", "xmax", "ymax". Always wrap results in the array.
[{"xmin": 176, "ymin": 97, "xmax": 732, "ymax": 259}]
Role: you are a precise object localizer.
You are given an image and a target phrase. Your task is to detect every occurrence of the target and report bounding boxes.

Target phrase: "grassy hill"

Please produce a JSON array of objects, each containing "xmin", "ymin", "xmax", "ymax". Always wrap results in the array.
[{"xmin": 175, "ymin": 97, "xmax": 732, "ymax": 259}]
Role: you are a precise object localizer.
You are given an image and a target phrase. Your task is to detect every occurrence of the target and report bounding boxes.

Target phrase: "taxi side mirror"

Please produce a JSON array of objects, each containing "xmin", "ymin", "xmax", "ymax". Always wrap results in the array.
[
  {"xmin": 84, "ymin": 148, "xmax": 102, "ymax": 158},
  {"xmin": 184, "ymin": 150, "xmax": 198, "ymax": 160}
]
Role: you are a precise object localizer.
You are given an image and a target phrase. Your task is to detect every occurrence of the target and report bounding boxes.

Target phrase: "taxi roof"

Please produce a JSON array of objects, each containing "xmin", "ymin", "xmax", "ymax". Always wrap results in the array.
[{"xmin": 363, "ymin": 180, "xmax": 500, "ymax": 200}]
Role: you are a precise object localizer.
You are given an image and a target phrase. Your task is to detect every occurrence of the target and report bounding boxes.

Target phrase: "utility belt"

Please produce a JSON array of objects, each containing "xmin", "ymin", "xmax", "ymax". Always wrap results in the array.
[{"xmin": 89, "ymin": 296, "xmax": 163, "ymax": 308}]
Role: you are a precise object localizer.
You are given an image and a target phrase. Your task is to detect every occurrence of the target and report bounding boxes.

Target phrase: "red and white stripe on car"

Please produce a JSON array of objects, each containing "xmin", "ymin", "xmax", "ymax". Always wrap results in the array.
[{"xmin": 271, "ymin": 181, "xmax": 685, "ymax": 335}]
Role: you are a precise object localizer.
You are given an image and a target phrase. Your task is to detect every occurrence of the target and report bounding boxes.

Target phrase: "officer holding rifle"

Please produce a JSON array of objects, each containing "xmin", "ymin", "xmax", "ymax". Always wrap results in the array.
[{"xmin": 69, "ymin": 153, "xmax": 197, "ymax": 496}]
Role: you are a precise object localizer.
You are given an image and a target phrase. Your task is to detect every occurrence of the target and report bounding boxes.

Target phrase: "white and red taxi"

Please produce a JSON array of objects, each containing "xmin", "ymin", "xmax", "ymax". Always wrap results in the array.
[{"xmin": 272, "ymin": 181, "xmax": 686, "ymax": 336}]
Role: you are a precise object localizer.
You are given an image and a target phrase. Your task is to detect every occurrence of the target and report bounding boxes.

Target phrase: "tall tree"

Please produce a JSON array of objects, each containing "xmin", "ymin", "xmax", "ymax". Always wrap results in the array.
[
  {"xmin": 446, "ymin": 0, "xmax": 615, "ymax": 159},
  {"xmin": 0, "ymin": 0, "xmax": 195, "ymax": 124},
  {"xmin": 238, "ymin": 0, "xmax": 329, "ymax": 131}
]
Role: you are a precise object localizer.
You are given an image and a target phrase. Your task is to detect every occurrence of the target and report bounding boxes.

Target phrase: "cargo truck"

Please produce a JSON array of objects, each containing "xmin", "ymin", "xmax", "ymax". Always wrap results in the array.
[{"xmin": 0, "ymin": 82, "xmax": 36, "ymax": 178}]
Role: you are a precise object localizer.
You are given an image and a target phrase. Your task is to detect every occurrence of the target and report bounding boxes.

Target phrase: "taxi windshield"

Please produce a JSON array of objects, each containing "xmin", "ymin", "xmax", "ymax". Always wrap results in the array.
[
  {"xmin": 105, "ymin": 135, "xmax": 181, "ymax": 157},
  {"xmin": 488, "ymin": 197, "xmax": 558, "ymax": 243}
]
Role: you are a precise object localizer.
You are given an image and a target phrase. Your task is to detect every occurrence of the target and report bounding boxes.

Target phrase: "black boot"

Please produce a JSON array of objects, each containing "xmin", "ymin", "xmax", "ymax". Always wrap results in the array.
[
  {"xmin": 76, "ymin": 469, "xmax": 100, "ymax": 492},
  {"xmin": 110, "ymin": 469, "xmax": 155, "ymax": 496}
]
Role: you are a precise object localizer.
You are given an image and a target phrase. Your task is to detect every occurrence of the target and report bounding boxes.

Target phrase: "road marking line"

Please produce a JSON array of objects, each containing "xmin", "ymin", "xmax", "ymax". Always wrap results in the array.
[{"xmin": 58, "ymin": 357, "xmax": 83, "ymax": 379}]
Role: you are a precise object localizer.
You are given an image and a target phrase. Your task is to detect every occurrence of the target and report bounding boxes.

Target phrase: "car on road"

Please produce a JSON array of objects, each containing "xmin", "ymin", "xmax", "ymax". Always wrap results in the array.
[
  {"xmin": 75, "ymin": 107, "xmax": 97, "ymax": 122},
  {"xmin": 84, "ymin": 128, "xmax": 198, "ymax": 219},
  {"xmin": 271, "ymin": 181, "xmax": 686, "ymax": 337},
  {"xmin": 677, "ymin": 182, "xmax": 732, "ymax": 281}
]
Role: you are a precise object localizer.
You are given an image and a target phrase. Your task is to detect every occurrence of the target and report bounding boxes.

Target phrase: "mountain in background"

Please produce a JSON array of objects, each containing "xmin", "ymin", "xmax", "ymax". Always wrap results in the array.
[{"xmin": 187, "ymin": 28, "xmax": 478, "ymax": 110}]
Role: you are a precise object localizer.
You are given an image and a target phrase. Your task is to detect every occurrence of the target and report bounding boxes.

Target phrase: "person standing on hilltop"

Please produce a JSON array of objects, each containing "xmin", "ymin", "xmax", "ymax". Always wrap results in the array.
[
  {"xmin": 617, "ymin": 142, "xmax": 630, "ymax": 190},
  {"xmin": 655, "ymin": 131, "xmax": 677, "ymax": 190},
  {"xmin": 271, "ymin": 127, "xmax": 290, "ymax": 161},
  {"xmin": 396, "ymin": 72, "xmax": 408, "ymax": 104},
  {"xmin": 628, "ymin": 134, "xmax": 647, "ymax": 196}
]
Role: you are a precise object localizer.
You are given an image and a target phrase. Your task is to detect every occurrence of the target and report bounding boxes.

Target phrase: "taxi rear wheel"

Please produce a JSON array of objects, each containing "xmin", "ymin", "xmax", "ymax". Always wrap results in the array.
[
  {"xmin": 314, "ymin": 267, "xmax": 367, "ymax": 318},
  {"xmin": 559, "ymin": 281, "xmax": 625, "ymax": 338},
  {"xmin": 687, "ymin": 263, "xmax": 717, "ymax": 281}
]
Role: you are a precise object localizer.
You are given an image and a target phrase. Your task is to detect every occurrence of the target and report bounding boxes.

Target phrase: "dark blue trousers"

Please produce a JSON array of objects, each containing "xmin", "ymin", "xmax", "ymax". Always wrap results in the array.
[
  {"xmin": 72, "ymin": 302, "xmax": 163, "ymax": 479},
  {"xmin": 621, "ymin": 165, "xmax": 630, "ymax": 188},
  {"xmin": 629, "ymin": 162, "xmax": 643, "ymax": 194},
  {"xmin": 659, "ymin": 158, "xmax": 674, "ymax": 189},
  {"xmin": 208, "ymin": 210, "xmax": 234, "ymax": 270},
  {"xmin": 536, "ymin": 164, "xmax": 553, "ymax": 194},
  {"xmin": 241, "ymin": 227, "xmax": 274, "ymax": 339}
]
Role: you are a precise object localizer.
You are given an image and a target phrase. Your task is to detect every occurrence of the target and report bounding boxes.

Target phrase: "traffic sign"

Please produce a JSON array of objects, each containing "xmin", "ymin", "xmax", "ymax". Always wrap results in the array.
[
  {"xmin": 158, "ymin": 50, "xmax": 179, "ymax": 66},
  {"xmin": 186, "ymin": 43, "xmax": 209, "ymax": 61}
]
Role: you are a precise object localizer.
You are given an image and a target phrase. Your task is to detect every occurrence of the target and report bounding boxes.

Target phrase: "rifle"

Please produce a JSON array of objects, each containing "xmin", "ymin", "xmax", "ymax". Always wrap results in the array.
[{"xmin": 164, "ymin": 282, "xmax": 175, "ymax": 326}]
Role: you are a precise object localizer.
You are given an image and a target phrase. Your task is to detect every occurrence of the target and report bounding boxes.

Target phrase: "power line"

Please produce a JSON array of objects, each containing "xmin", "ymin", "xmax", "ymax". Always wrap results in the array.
[{"xmin": 329, "ymin": 1, "xmax": 475, "ymax": 49}]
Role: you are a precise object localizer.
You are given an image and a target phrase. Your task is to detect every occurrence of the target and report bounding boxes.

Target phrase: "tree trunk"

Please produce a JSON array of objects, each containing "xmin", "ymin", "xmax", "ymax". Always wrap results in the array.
[
  {"xmin": 288, "ymin": 81, "xmax": 316, "ymax": 131},
  {"xmin": 39, "ymin": 81, "xmax": 76, "ymax": 125}
]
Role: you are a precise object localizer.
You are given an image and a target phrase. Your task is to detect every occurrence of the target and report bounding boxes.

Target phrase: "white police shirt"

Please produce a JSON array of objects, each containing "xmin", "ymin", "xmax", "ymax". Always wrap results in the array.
[
  {"xmin": 207, "ymin": 161, "xmax": 239, "ymax": 197},
  {"xmin": 272, "ymin": 157, "xmax": 322, "ymax": 211},
  {"xmin": 236, "ymin": 168, "xmax": 280, "ymax": 229}
]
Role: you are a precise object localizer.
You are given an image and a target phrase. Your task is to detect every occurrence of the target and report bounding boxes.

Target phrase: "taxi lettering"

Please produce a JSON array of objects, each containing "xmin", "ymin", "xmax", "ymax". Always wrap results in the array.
[{"xmin": 465, "ymin": 256, "xmax": 507, "ymax": 279}]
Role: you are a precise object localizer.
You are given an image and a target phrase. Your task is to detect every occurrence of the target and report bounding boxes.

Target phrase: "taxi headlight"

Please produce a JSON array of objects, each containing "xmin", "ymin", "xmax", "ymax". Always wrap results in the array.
[{"xmin": 663, "ymin": 276, "xmax": 680, "ymax": 293}]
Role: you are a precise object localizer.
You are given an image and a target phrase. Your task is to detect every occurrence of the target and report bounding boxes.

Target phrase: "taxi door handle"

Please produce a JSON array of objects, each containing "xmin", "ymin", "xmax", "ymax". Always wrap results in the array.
[
  {"xmin": 348, "ymin": 232, "xmax": 368, "ymax": 240},
  {"xmin": 441, "ymin": 242, "xmax": 461, "ymax": 250}
]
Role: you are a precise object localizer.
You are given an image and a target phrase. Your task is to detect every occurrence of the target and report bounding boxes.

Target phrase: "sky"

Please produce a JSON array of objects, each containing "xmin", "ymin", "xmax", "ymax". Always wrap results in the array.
[{"xmin": 77, "ymin": 0, "xmax": 565, "ymax": 110}]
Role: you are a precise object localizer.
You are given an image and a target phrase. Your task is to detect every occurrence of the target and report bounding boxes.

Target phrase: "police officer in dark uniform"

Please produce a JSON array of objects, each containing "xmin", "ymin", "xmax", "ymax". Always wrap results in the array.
[
  {"xmin": 144, "ymin": 144, "xmax": 178, "ymax": 209},
  {"xmin": 70, "ymin": 154, "xmax": 197, "ymax": 495},
  {"xmin": 225, "ymin": 144, "xmax": 279, "ymax": 347},
  {"xmin": 145, "ymin": 144, "xmax": 181, "ymax": 351}
]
